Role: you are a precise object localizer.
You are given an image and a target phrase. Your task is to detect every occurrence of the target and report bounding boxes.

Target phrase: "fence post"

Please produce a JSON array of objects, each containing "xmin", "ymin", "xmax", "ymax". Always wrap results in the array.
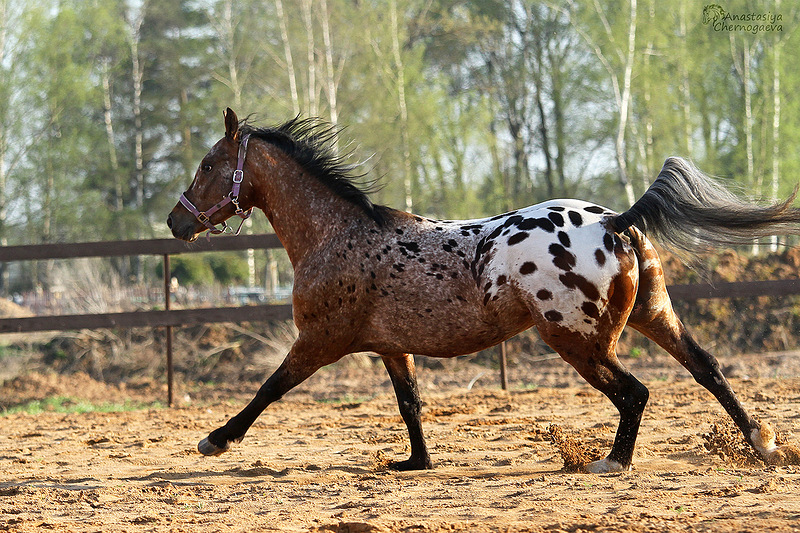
[{"xmin": 163, "ymin": 254, "xmax": 174, "ymax": 407}]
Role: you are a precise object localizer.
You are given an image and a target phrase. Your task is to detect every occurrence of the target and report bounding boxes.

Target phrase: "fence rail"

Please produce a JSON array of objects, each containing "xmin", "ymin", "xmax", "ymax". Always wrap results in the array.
[
  {"xmin": 1, "ymin": 234, "xmax": 287, "ymax": 406},
  {"xmin": 2, "ymin": 235, "xmax": 800, "ymax": 402}
]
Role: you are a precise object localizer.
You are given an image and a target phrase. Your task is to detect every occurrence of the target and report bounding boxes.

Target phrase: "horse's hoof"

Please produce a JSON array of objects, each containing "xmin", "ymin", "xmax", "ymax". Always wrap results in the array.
[
  {"xmin": 198, "ymin": 437, "xmax": 229, "ymax": 456},
  {"xmin": 388, "ymin": 457, "xmax": 433, "ymax": 471},
  {"xmin": 585, "ymin": 458, "xmax": 629, "ymax": 474}
]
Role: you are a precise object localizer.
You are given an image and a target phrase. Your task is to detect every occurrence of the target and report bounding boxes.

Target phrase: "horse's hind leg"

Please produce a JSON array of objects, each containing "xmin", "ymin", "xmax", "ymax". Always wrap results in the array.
[
  {"xmin": 547, "ymin": 336, "xmax": 650, "ymax": 473},
  {"xmin": 381, "ymin": 353, "xmax": 432, "ymax": 470},
  {"xmin": 627, "ymin": 236, "xmax": 795, "ymax": 464},
  {"xmin": 199, "ymin": 334, "xmax": 344, "ymax": 456}
]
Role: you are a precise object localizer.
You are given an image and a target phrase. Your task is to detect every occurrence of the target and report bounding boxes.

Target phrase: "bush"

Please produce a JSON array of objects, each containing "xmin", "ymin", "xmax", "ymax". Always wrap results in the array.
[{"xmin": 164, "ymin": 253, "xmax": 248, "ymax": 286}]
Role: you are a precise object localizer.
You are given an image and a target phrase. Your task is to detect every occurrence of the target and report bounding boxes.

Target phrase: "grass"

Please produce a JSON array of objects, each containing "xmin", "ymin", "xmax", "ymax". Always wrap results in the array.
[{"xmin": 1, "ymin": 395, "xmax": 165, "ymax": 416}]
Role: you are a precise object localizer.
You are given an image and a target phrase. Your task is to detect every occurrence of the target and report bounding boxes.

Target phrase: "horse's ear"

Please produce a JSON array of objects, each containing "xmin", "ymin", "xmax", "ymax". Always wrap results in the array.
[{"xmin": 224, "ymin": 108, "xmax": 240, "ymax": 141}]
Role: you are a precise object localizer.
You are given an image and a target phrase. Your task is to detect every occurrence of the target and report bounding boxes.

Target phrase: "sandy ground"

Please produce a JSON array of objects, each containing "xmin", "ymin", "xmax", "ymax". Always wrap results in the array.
[{"xmin": 1, "ymin": 357, "xmax": 800, "ymax": 532}]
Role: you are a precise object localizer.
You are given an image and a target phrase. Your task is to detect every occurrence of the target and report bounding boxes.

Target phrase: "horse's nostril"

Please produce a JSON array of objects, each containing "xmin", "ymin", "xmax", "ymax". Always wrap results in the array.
[{"xmin": 167, "ymin": 215, "xmax": 173, "ymax": 229}]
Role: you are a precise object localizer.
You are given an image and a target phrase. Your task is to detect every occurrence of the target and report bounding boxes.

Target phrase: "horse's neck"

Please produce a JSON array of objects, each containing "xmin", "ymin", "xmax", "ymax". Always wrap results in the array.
[{"xmin": 251, "ymin": 146, "xmax": 362, "ymax": 265}]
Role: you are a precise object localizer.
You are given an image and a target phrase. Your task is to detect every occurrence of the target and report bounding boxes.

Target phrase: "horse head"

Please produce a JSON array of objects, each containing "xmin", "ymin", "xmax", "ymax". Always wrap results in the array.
[{"xmin": 167, "ymin": 108, "xmax": 255, "ymax": 241}]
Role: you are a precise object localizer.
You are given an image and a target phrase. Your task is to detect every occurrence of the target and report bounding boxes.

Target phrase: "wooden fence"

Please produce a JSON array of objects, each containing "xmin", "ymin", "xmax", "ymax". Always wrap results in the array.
[{"xmin": 2, "ymin": 235, "xmax": 800, "ymax": 403}]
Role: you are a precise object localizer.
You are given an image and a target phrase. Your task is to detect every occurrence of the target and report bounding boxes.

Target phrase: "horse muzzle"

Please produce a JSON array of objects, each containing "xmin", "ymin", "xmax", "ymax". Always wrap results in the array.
[{"xmin": 167, "ymin": 206, "xmax": 202, "ymax": 242}]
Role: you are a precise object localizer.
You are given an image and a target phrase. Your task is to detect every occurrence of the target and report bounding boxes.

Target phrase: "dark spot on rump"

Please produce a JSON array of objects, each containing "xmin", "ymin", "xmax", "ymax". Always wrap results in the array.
[
  {"xmin": 503, "ymin": 215, "xmax": 524, "ymax": 228},
  {"xmin": 395, "ymin": 228, "xmax": 404, "ymax": 234},
  {"xmin": 603, "ymin": 233, "xmax": 615, "ymax": 252},
  {"xmin": 557, "ymin": 231, "xmax": 571, "ymax": 247},
  {"xmin": 484, "ymin": 281, "xmax": 492, "ymax": 292},
  {"xmin": 435, "ymin": 273, "xmax": 444, "ymax": 280},
  {"xmin": 392, "ymin": 263, "xmax": 405, "ymax": 272},
  {"xmin": 483, "ymin": 293, "xmax": 492, "ymax": 306},
  {"xmin": 536, "ymin": 217, "xmax": 555, "ymax": 232},
  {"xmin": 549, "ymin": 243, "xmax": 576, "ymax": 271},
  {"xmin": 548, "ymin": 212, "xmax": 564, "ymax": 227},
  {"xmin": 581, "ymin": 301, "xmax": 600, "ymax": 319},
  {"xmin": 448, "ymin": 239, "xmax": 458, "ymax": 247},
  {"xmin": 398, "ymin": 241, "xmax": 420, "ymax": 253},
  {"xmin": 585, "ymin": 205, "xmax": 605, "ymax": 214},
  {"xmin": 595, "ymin": 249, "xmax": 606, "ymax": 266},
  {"xmin": 520, "ymin": 261, "xmax": 537, "ymax": 275},
  {"xmin": 536, "ymin": 289, "xmax": 552, "ymax": 300},
  {"xmin": 568, "ymin": 211, "xmax": 583, "ymax": 226},
  {"xmin": 461, "ymin": 230, "xmax": 470, "ymax": 236},
  {"xmin": 548, "ymin": 206, "xmax": 565, "ymax": 212},
  {"xmin": 508, "ymin": 232, "xmax": 529, "ymax": 245},
  {"xmin": 544, "ymin": 310, "xmax": 563, "ymax": 322},
  {"xmin": 559, "ymin": 272, "xmax": 600, "ymax": 300},
  {"xmin": 487, "ymin": 226, "xmax": 503, "ymax": 240},
  {"xmin": 497, "ymin": 275, "xmax": 507, "ymax": 286}
]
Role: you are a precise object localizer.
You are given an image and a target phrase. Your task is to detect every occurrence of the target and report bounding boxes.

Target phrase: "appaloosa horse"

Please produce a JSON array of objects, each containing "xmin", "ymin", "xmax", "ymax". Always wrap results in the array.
[{"xmin": 168, "ymin": 108, "xmax": 800, "ymax": 473}]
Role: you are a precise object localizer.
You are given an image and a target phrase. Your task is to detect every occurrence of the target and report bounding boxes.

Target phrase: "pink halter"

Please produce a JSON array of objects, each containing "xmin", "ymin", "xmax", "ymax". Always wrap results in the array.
[{"xmin": 179, "ymin": 133, "xmax": 253, "ymax": 237}]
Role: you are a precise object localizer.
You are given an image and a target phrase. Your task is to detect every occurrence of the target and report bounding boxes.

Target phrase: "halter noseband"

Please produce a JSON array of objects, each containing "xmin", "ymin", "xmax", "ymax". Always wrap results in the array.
[{"xmin": 179, "ymin": 133, "xmax": 254, "ymax": 237}]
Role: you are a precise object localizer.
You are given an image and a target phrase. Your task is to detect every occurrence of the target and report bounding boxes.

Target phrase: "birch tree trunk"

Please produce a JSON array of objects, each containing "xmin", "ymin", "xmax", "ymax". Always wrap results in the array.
[
  {"xmin": 301, "ymin": 0, "xmax": 317, "ymax": 116},
  {"xmin": 275, "ymin": 0, "xmax": 300, "ymax": 116},
  {"xmin": 390, "ymin": 0, "xmax": 413, "ymax": 212},
  {"xmin": 101, "ymin": 58, "xmax": 122, "ymax": 212},
  {"xmin": 319, "ymin": 0, "xmax": 339, "ymax": 130},
  {"xmin": 614, "ymin": 0, "xmax": 637, "ymax": 206},
  {"xmin": 128, "ymin": 5, "xmax": 145, "ymax": 212},
  {"xmin": 730, "ymin": 37, "xmax": 758, "ymax": 253},
  {"xmin": 770, "ymin": 28, "xmax": 781, "ymax": 252}
]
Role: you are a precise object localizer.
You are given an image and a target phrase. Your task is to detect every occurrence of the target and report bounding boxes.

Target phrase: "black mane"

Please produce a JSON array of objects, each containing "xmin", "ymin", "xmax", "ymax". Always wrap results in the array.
[{"xmin": 240, "ymin": 117, "xmax": 388, "ymax": 226}]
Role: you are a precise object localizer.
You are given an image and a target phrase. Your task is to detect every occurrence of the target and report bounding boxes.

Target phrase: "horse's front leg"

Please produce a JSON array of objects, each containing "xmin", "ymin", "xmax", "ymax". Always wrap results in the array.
[
  {"xmin": 381, "ymin": 353, "xmax": 432, "ymax": 470},
  {"xmin": 199, "ymin": 335, "xmax": 342, "ymax": 456}
]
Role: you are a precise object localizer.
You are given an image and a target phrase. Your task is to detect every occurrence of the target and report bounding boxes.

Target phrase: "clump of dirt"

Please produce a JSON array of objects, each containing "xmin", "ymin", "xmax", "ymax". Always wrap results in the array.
[
  {"xmin": 547, "ymin": 424, "xmax": 603, "ymax": 472},
  {"xmin": 702, "ymin": 422, "xmax": 763, "ymax": 467}
]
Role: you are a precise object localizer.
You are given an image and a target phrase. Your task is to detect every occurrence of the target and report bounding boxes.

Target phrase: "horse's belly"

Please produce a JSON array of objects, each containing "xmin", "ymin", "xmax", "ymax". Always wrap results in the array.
[{"xmin": 360, "ymin": 294, "xmax": 533, "ymax": 358}]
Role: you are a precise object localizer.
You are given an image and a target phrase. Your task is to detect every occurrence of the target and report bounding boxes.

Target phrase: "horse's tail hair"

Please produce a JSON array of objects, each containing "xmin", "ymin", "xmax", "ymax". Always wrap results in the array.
[{"xmin": 611, "ymin": 157, "xmax": 800, "ymax": 257}]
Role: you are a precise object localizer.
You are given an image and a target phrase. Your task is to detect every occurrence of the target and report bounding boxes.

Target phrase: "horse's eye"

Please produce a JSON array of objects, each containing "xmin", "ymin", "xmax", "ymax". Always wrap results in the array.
[{"xmin": 202, "ymin": 164, "xmax": 212, "ymax": 172}]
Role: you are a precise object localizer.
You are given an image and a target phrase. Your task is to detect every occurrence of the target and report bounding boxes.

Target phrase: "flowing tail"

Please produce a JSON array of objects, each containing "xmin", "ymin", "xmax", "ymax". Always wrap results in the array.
[{"xmin": 612, "ymin": 157, "xmax": 800, "ymax": 256}]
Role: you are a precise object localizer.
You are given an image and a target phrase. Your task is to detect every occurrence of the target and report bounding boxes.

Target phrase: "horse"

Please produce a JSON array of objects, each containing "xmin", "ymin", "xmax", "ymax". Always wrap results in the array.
[{"xmin": 168, "ymin": 108, "xmax": 800, "ymax": 473}]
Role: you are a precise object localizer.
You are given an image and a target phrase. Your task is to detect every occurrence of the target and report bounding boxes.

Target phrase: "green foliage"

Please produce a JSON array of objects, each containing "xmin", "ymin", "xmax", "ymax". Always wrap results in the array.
[
  {"xmin": 2, "ymin": 0, "xmax": 799, "ymax": 294},
  {"xmin": 1, "ymin": 396, "xmax": 164, "ymax": 416},
  {"xmin": 166, "ymin": 253, "xmax": 249, "ymax": 286}
]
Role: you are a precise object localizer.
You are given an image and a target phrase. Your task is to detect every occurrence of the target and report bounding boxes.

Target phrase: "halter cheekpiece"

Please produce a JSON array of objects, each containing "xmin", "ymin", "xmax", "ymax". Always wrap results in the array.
[{"xmin": 179, "ymin": 133, "xmax": 253, "ymax": 237}]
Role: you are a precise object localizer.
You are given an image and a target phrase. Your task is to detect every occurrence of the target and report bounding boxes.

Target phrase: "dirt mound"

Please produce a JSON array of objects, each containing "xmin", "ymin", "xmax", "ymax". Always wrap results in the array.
[
  {"xmin": 0, "ymin": 372, "xmax": 161, "ymax": 409},
  {"xmin": 0, "ymin": 297, "xmax": 31, "ymax": 318}
]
